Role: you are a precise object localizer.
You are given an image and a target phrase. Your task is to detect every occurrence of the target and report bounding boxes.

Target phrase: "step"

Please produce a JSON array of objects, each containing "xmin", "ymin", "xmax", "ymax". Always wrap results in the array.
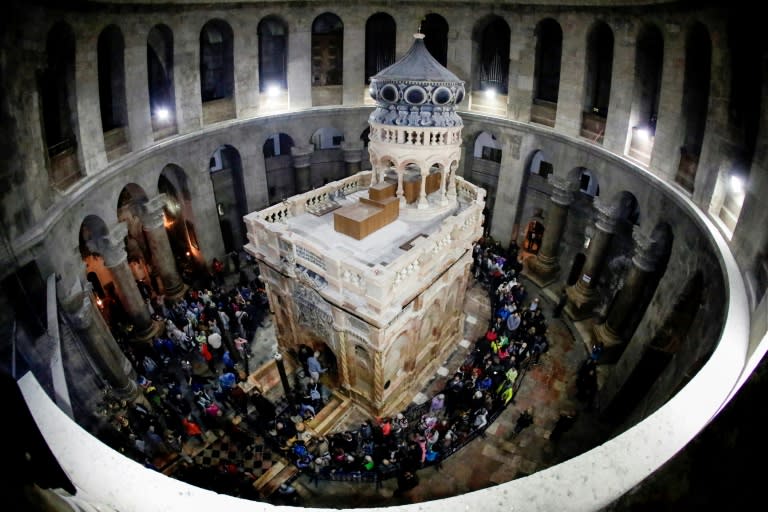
[
  {"xmin": 306, "ymin": 394, "xmax": 351, "ymax": 435},
  {"xmin": 254, "ymin": 461, "xmax": 300, "ymax": 498}
]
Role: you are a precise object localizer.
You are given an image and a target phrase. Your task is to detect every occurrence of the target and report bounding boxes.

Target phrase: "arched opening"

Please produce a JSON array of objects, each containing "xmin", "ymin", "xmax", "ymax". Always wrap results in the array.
[
  {"xmin": 360, "ymin": 127, "xmax": 372, "ymax": 170},
  {"xmin": 40, "ymin": 22, "xmax": 82, "ymax": 189},
  {"xmin": 263, "ymin": 133, "xmax": 295, "ymax": 204},
  {"xmin": 421, "ymin": 13, "xmax": 448, "ymax": 67},
  {"xmin": 675, "ymin": 23, "xmax": 711, "ymax": 192},
  {"xmin": 158, "ymin": 164, "xmax": 202, "ymax": 281},
  {"xmin": 200, "ymin": 19, "xmax": 235, "ymax": 123},
  {"xmin": 474, "ymin": 16, "xmax": 510, "ymax": 95},
  {"xmin": 712, "ymin": 13, "xmax": 762, "ymax": 234},
  {"xmin": 258, "ymin": 16, "xmax": 288, "ymax": 93},
  {"xmin": 523, "ymin": 219, "xmax": 545, "ymax": 254},
  {"xmin": 365, "ymin": 13, "xmax": 396, "ymax": 84},
  {"xmin": 116, "ymin": 184, "xmax": 154, "ymax": 294},
  {"xmin": 97, "ymin": 25, "xmax": 129, "ymax": 160},
  {"xmin": 209, "ymin": 145, "xmax": 248, "ymax": 253},
  {"xmin": 531, "ymin": 18, "xmax": 562, "ymax": 127},
  {"xmin": 470, "ymin": 16, "xmax": 510, "ymax": 116},
  {"xmin": 79, "ymin": 215, "xmax": 124, "ymax": 327},
  {"xmin": 147, "ymin": 24, "xmax": 177, "ymax": 140},
  {"xmin": 312, "ymin": 12, "xmax": 343, "ymax": 106},
  {"xmin": 581, "ymin": 22, "xmax": 613, "ymax": 144},
  {"xmin": 469, "ymin": 131, "xmax": 502, "ymax": 225},
  {"xmin": 627, "ymin": 24, "xmax": 663, "ymax": 165},
  {"xmin": 310, "ymin": 127, "xmax": 345, "ymax": 187}
]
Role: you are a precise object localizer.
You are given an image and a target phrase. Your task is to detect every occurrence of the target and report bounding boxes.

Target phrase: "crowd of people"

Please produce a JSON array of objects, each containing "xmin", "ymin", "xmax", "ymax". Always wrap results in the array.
[
  {"xmin": 93, "ymin": 257, "xmax": 280, "ymax": 498},
  {"xmin": 90, "ymin": 235, "xmax": 588, "ymax": 501}
]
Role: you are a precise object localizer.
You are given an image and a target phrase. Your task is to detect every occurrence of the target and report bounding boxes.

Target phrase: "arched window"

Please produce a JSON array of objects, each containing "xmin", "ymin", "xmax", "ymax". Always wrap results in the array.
[
  {"xmin": 200, "ymin": 19, "xmax": 234, "ymax": 103},
  {"xmin": 365, "ymin": 13, "xmax": 396, "ymax": 83},
  {"xmin": 147, "ymin": 24, "xmax": 177, "ymax": 139},
  {"xmin": 312, "ymin": 13, "xmax": 343, "ymax": 86},
  {"xmin": 258, "ymin": 16, "xmax": 288, "ymax": 92},
  {"xmin": 40, "ymin": 22, "xmax": 82, "ymax": 189},
  {"xmin": 534, "ymin": 18, "xmax": 562, "ymax": 103},
  {"xmin": 97, "ymin": 25, "xmax": 128, "ymax": 134},
  {"xmin": 675, "ymin": 23, "xmax": 711, "ymax": 192},
  {"xmin": 421, "ymin": 13, "xmax": 448, "ymax": 67},
  {"xmin": 477, "ymin": 17, "xmax": 510, "ymax": 95}
]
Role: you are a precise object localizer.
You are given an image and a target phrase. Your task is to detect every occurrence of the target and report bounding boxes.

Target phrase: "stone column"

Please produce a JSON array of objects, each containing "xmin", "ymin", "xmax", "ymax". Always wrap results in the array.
[
  {"xmin": 173, "ymin": 22, "xmax": 203, "ymax": 134},
  {"xmin": 233, "ymin": 17, "xmax": 260, "ymax": 118},
  {"xmin": 524, "ymin": 176, "xmax": 574, "ymax": 287},
  {"xmin": 141, "ymin": 195, "xmax": 186, "ymax": 301},
  {"xmin": 95, "ymin": 223, "xmax": 159, "ymax": 342},
  {"xmin": 594, "ymin": 228, "xmax": 658, "ymax": 349},
  {"xmin": 603, "ymin": 25, "xmax": 636, "ymax": 154},
  {"xmin": 341, "ymin": 140, "xmax": 364, "ymax": 176},
  {"xmin": 565, "ymin": 199, "xmax": 620, "ymax": 320},
  {"xmin": 554, "ymin": 14, "xmax": 588, "ymax": 137},
  {"xmin": 447, "ymin": 163, "xmax": 457, "ymax": 199},
  {"xmin": 506, "ymin": 17, "xmax": 536, "ymax": 122},
  {"xmin": 288, "ymin": 20, "xmax": 312, "ymax": 109},
  {"xmin": 123, "ymin": 23, "xmax": 153, "ymax": 152},
  {"xmin": 73, "ymin": 22, "xmax": 108, "ymax": 175},
  {"xmin": 60, "ymin": 288, "xmax": 138, "ymax": 400},
  {"xmin": 418, "ymin": 171, "xmax": 428, "ymax": 209},
  {"xmin": 649, "ymin": 23, "xmax": 685, "ymax": 181},
  {"xmin": 396, "ymin": 170, "xmax": 405, "ymax": 204},
  {"xmin": 342, "ymin": 15, "xmax": 365, "ymax": 105},
  {"xmin": 290, "ymin": 144, "xmax": 314, "ymax": 193}
]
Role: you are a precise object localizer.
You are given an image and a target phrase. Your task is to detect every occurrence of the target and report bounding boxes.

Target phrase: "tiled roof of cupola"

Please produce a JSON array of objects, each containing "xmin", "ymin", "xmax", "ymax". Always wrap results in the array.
[{"xmin": 368, "ymin": 33, "xmax": 465, "ymax": 128}]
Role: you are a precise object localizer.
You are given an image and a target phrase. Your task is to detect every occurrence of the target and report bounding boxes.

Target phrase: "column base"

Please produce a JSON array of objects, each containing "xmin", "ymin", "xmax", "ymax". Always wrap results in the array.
[
  {"xmin": 564, "ymin": 284, "xmax": 599, "ymax": 321},
  {"xmin": 131, "ymin": 318, "xmax": 164, "ymax": 344},
  {"xmin": 111, "ymin": 379, "xmax": 140, "ymax": 401},
  {"xmin": 523, "ymin": 255, "xmax": 560, "ymax": 288},
  {"xmin": 592, "ymin": 322, "xmax": 625, "ymax": 364},
  {"xmin": 593, "ymin": 321, "xmax": 622, "ymax": 348},
  {"xmin": 163, "ymin": 281, "xmax": 188, "ymax": 302}
]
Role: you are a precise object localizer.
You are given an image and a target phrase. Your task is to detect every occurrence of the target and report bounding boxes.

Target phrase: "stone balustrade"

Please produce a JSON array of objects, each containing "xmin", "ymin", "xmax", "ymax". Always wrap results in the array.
[{"xmin": 369, "ymin": 123, "xmax": 462, "ymax": 147}]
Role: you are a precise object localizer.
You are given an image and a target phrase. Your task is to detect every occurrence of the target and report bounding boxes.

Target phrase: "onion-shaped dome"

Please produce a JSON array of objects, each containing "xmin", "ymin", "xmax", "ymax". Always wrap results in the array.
[{"xmin": 368, "ymin": 33, "xmax": 465, "ymax": 128}]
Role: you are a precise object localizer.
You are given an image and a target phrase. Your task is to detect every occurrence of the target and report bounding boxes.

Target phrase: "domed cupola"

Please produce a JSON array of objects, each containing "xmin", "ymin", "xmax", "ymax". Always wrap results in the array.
[{"xmin": 368, "ymin": 33, "xmax": 465, "ymax": 128}]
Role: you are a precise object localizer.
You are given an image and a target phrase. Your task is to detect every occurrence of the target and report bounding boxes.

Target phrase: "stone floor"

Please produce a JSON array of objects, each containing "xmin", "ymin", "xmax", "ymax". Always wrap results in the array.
[{"xmin": 250, "ymin": 275, "xmax": 616, "ymax": 508}]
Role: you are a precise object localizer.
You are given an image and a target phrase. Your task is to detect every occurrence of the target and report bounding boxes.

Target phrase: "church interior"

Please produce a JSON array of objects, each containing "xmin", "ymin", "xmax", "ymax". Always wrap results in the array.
[{"xmin": 1, "ymin": 1, "xmax": 768, "ymax": 511}]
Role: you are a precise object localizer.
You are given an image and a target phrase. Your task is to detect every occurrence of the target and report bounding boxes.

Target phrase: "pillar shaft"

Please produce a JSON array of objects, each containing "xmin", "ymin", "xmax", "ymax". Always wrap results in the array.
[
  {"xmin": 341, "ymin": 141, "xmax": 363, "ymax": 177},
  {"xmin": 61, "ymin": 290, "xmax": 138, "ymax": 399},
  {"xmin": 565, "ymin": 200, "xmax": 619, "ymax": 320},
  {"xmin": 291, "ymin": 144, "xmax": 314, "ymax": 193},
  {"xmin": 525, "ymin": 177, "xmax": 573, "ymax": 286},
  {"xmin": 97, "ymin": 223, "xmax": 155, "ymax": 340},
  {"xmin": 594, "ymin": 229, "xmax": 658, "ymax": 347},
  {"xmin": 142, "ymin": 195, "xmax": 185, "ymax": 300}
]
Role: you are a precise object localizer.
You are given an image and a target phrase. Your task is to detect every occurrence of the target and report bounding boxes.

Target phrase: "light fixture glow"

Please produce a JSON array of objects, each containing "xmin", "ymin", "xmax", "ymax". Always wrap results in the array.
[
  {"xmin": 155, "ymin": 107, "xmax": 170, "ymax": 121},
  {"xmin": 730, "ymin": 175, "xmax": 744, "ymax": 195},
  {"xmin": 635, "ymin": 126, "xmax": 650, "ymax": 140},
  {"xmin": 484, "ymin": 88, "xmax": 497, "ymax": 99},
  {"xmin": 266, "ymin": 85, "xmax": 281, "ymax": 98}
]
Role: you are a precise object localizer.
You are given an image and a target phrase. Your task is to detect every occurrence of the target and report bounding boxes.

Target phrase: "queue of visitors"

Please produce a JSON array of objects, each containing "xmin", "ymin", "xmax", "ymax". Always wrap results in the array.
[{"xmin": 92, "ymin": 236, "xmax": 564, "ymax": 500}]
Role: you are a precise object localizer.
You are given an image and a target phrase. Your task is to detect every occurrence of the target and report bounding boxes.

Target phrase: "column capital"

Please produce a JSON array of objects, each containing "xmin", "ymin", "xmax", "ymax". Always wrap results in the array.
[
  {"xmin": 594, "ymin": 199, "xmax": 620, "ymax": 233},
  {"xmin": 631, "ymin": 227, "xmax": 658, "ymax": 272},
  {"xmin": 341, "ymin": 141, "xmax": 364, "ymax": 163},
  {"xmin": 290, "ymin": 144, "xmax": 314, "ymax": 167},
  {"xmin": 141, "ymin": 194, "xmax": 168, "ymax": 230},
  {"xmin": 61, "ymin": 290, "xmax": 95, "ymax": 331},
  {"xmin": 549, "ymin": 175, "xmax": 575, "ymax": 206},
  {"xmin": 89, "ymin": 222, "xmax": 128, "ymax": 267}
]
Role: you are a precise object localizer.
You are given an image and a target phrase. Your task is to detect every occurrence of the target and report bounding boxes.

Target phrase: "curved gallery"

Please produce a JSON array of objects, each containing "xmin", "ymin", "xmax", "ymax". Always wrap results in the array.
[{"xmin": 18, "ymin": 106, "xmax": 750, "ymax": 511}]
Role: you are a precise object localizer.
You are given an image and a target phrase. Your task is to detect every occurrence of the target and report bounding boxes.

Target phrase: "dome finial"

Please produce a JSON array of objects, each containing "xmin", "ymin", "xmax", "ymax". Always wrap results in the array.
[{"xmin": 415, "ymin": 19, "xmax": 425, "ymax": 39}]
